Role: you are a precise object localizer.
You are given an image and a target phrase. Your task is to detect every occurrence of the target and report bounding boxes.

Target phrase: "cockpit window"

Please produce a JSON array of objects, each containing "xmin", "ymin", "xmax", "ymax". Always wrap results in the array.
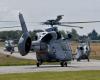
[{"xmin": 41, "ymin": 34, "xmax": 52, "ymax": 43}]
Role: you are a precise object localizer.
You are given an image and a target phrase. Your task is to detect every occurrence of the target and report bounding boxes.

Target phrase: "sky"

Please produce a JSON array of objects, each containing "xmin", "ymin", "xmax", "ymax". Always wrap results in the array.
[{"xmin": 0, "ymin": 0, "xmax": 100, "ymax": 35}]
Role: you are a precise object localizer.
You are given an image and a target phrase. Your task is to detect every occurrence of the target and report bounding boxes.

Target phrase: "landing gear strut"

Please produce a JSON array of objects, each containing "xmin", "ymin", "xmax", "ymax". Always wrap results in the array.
[
  {"xmin": 87, "ymin": 57, "xmax": 89, "ymax": 62},
  {"xmin": 36, "ymin": 60, "xmax": 43, "ymax": 67},
  {"xmin": 37, "ymin": 62, "xmax": 40, "ymax": 67},
  {"xmin": 60, "ymin": 61, "xmax": 67, "ymax": 67}
]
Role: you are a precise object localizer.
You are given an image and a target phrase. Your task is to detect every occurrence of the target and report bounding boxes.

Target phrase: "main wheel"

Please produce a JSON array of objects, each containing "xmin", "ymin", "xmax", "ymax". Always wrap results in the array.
[
  {"xmin": 87, "ymin": 58, "xmax": 89, "ymax": 62},
  {"xmin": 64, "ymin": 62, "xmax": 67, "ymax": 67},
  {"xmin": 77, "ymin": 58, "xmax": 80, "ymax": 62},
  {"xmin": 37, "ymin": 62, "xmax": 40, "ymax": 67},
  {"xmin": 60, "ymin": 62, "xmax": 64, "ymax": 67}
]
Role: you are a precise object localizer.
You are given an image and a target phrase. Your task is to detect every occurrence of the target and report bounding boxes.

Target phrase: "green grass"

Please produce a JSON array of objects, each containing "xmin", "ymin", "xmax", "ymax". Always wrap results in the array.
[
  {"xmin": 0, "ymin": 71, "xmax": 100, "ymax": 80},
  {"xmin": 0, "ymin": 53, "xmax": 36, "ymax": 66}
]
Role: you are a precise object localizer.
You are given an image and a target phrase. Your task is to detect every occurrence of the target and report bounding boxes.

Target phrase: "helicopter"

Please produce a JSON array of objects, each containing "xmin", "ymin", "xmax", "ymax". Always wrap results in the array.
[
  {"xmin": 4, "ymin": 39, "xmax": 15, "ymax": 54},
  {"xmin": 18, "ymin": 13, "xmax": 74, "ymax": 67},
  {"xmin": 75, "ymin": 37, "xmax": 91, "ymax": 62}
]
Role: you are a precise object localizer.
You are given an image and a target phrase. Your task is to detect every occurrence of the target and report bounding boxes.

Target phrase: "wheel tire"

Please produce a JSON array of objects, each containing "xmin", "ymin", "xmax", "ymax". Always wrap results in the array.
[
  {"xmin": 64, "ymin": 62, "xmax": 67, "ymax": 67},
  {"xmin": 87, "ymin": 58, "xmax": 89, "ymax": 62},
  {"xmin": 60, "ymin": 62, "xmax": 64, "ymax": 67},
  {"xmin": 77, "ymin": 58, "xmax": 80, "ymax": 62},
  {"xmin": 37, "ymin": 63, "xmax": 40, "ymax": 67},
  {"xmin": 73, "ymin": 58, "xmax": 74, "ymax": 61}
]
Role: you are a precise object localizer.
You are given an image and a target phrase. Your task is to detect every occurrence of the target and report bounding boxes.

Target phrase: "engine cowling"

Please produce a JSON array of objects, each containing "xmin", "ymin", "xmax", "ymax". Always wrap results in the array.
[{"xmin": 18, "ymin": 32, "xmax": 31, "ymax": 56}]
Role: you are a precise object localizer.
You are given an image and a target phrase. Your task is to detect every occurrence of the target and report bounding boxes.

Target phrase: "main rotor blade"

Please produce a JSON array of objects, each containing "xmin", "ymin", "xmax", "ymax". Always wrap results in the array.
[
  {"xmin": 0, "ymin": 26, "xmax": 20, "ymax": 29},
  {"xmin": 61, "ymin": 21, "xmax": 100, "ymax": 24},
  {"xmin": 59, "ymin": 24, "xmax": 83, "ymax": 29},
  {"xmin": 0, "ymin": 21, "xmax": 17, "ymax": 22}
]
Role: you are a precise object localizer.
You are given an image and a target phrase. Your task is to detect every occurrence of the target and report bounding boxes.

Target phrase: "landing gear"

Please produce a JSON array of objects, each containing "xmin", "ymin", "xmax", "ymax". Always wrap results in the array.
[
  {"xmin": 60, "ymin": 62, "xmax": 64, "ymax": 67},
  {"xmin": 36, "ymin": 60, "xmax": 68, "ymax": 67},
  {"xmin": 87, "ymin": 58, "xmax": 89, "ymax": 62},
  {"xmin": 60, "ymin": 61, "xmax": 67, "ymax": 67},
  {"xmin": 77, "ymin": 57, "xmax": 81, "ymax": 62},
  {"xmin": 77, "ymin": 59, "xmax": 80, "ymax": 62},
  {"xmin": 64, "ymin": 62, "xmax": 67, "ymax": 67},
  {"xmin": 36, "ymin": 60, "xmax": 43, "ymax": 67},
  {"xmin": 37, "ymin": 62, "xmax": 40, "ymax": 67}
]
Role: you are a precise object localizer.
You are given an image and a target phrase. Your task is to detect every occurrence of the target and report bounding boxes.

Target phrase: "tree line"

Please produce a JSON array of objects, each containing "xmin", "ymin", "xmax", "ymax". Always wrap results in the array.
[
  {"xmin": 0, "ymin": 29, "xmax": 100, "ymax": 42},
  {"xmin": 60, "ymin": 29, "xmax": 100, "ymax": 41},
  {"xmin": 0, "ymin": 30, "xmax": 36, "ymax": 42}
]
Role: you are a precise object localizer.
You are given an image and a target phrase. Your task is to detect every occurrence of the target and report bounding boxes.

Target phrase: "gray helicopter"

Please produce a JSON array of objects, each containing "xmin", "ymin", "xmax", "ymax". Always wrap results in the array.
[
  {"xmin": 75, "ymin": 37, "xmax": 91, "ymax": 62},
  {"xmin": 4, "ymin": 39, "xmax": 15, "ymax": 54},
  {"xmin": 18, "ymin": 13, "xmax": 74, "ymax": 67}
]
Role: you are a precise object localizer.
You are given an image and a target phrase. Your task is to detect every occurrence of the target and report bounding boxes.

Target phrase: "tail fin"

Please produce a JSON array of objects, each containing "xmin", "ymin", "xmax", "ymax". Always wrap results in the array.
[
  {"xmin": 18, "ymin": 13, "xmax": 31, "ymax": 56},
  {"xmin": 19, "ymin": 13, "xmax": 28, "ymax": 33}
]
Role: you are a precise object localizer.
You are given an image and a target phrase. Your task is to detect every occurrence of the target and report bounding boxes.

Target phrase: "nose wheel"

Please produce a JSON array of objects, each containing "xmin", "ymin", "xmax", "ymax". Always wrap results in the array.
[
  {"xmin": 36, "ymin": 60, "xmax": 43, "ymax": 67},
  {"xmin": 60, "ymin": 61, "xmax": 67, "ymax": 67},
  {"xmin": 36, "ymin": 62, "xmax": 40, "ymax": 67},
  {"xmin": 87, "ymin": 58, "xmax": 90, "ymax": 62}
]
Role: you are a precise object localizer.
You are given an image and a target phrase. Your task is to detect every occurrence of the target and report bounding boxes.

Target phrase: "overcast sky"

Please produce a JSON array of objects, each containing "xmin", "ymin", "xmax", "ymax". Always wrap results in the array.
[{"xmin": 0, "ymin": 0, "xmax": 100, "ymax": 35}]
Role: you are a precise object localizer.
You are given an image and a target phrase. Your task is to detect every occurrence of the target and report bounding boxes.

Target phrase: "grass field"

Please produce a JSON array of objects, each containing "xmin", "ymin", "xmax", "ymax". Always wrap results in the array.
[
  {"xmin": 0, "ymin": 53, "xmax": 36, "ymax": 66},
  {"xmin": 0, "ymin": 71, "xmax": 100, "ymax": 80}
]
